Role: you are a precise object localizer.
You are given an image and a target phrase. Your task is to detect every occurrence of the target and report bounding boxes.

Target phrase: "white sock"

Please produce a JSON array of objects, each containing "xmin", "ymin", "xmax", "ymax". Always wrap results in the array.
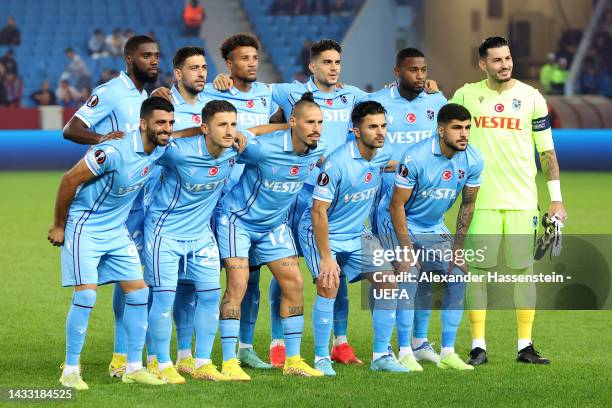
[
  {"xmin": 195, "ymin": 358, "xmax": 212, "ymax": 369},
  {"xmin": 270, "ymin": 339, "xmax": 285, "ymax": 349},
  {"xmin": 518, "ymin": 338, "xmax": 531, "ymax": 351},
  {"xmin": 239, "ymin": 342, "xmax": 253, "ymax": 349},
  {"xmin": 372, "ymin": 352, "xmax": 388, "ymax": 361},
  {"xmin": 472, "ymin": 338, "xmax": 486, "ymax": 351},
  {"xmin": 158, "ymin": 361, "xmax": 173, "ymax": 371},
  {"xmin": 411, "ymin": 337, "xmax": 427, "ymax": 349},
  {"xmin": 146, "ymin": 355, "xmax": 157, "ymax": 365},
  {"xmin": 177, "ymin": 349, "xmax": 192, "ymax": 361},
  {"xmin": 62, "ymin": 364, "xmax": 79, "ymax": 376},
  {"xmin": 440, "ymin": 347, "xmax": 454, "ymax": 357},
  {"xmin": 126, "ymin": 362, "xmax": 143, "ymax": 374},
  {"xmin": 314, "ymin": 355, "xmax": 329, "ymax": 363},
  {"xmin": 398, "ymin": 347, "xmax": 413, "ymax": 359},
  {"xmin": 333, "ymin": 335, "xmax": 348, "ymax": 346}
]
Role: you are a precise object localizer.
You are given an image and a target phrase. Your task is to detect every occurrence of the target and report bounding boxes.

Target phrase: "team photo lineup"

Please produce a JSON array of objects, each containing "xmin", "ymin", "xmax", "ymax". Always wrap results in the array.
[{"xmin": 41, "ymin": 28, "xmax": 573, "ymax": 392}]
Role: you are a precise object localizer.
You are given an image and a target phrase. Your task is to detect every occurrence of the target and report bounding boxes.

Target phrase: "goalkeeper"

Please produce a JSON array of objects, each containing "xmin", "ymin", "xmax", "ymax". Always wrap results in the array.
[{"xmin": 451, "ymin": 37, "xmax": 567, "ymax": 365}]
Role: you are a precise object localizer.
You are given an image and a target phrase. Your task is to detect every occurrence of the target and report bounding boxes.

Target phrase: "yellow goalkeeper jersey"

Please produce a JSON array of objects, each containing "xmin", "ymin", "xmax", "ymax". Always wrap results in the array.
[{"xmin": 450, "ymin": 79, "xmax": 554, "ymax": 210}]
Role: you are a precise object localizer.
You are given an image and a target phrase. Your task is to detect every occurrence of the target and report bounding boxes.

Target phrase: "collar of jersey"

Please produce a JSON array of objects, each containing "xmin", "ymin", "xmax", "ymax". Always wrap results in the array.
[
  {"xmin": 390, "ymin": 83, "xmax": 427, "ymax": 101},
  {"xmin": 132, "ymin": 129, "xmax": 145, "ymax": 153},
  {"xmin": 306, "ymin": 76, "xmax": 337, "ymax": 96},
  {"xmin": 350, "ymin": 140, "xmax": 381, "ymax": 160},
  {"xmin": 227, "ymin": 81, "xmax": 260, "ymax": 96},
  {"xmin": 119, "ymin": 71, "xmax": 137, "ymax": 90},
  {"xmin": 171, "ymin": 85, "xmax": 187, "ymax": 105},
  {"xmin": 432, "ymin": 136, "xmax": 460, "ymax": 159},
  {"xmin": 282, "ymin": 130, "xmax": 293, "ymax": 152}
]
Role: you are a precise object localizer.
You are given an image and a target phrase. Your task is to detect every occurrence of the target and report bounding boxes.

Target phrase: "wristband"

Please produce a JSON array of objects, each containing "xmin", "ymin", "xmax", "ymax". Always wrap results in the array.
[{"xmin": 547, "ymin": 180, "xmax": 562, "ymax": 202}]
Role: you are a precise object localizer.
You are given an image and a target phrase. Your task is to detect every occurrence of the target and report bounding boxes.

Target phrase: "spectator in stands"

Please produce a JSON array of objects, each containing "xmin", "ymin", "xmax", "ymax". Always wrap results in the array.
[
  {"xmin": 549, "ymin": 57, "xmax": 569, "ymax": 95},
  {"xmin": 0, "ymin": 49, "xmax": 18, "ymax": 76},
  {"xmin": 79, "ymin": 86, "xmax": 92, "ymax": 104},
  {"xmin": 539, "ymin": 52, "xmax": 556, "ymax": 94},
  {"xmin": 3, "ymin": 72, "xmax": 23, "ymax": 107},
  {"xmin": 310, "ymin": 0, "xmax": 331, "ymax": 15},
  {"xmin": 0, "ymin": 62, "xmax": 8, "ymax": 106},
  {"xmin": 88, "ymin": 29, "xmax": 109, "ymax": 60},
  {"xmin": 98, "ymin": 68, "xmax": 112, "ymax": 86},
  {"xmin": 0, "ymin": 16, "xmax": 20, "ymax": 46},
  {"xmin": 105, "ymin": 29, "xmax": 125, "ymax": 56},
  {"xmin": 592, "ymin": 32, "xmax": 612, "ymax": 74},
  {"xmin": 330, "ymin": 0, "xmax": 351, "ymax": 16},
  {"xmin": 61, "ymin": 48, "xmax": 92, "ymax": 90},
  {"xmin": 30, "ymin": 79, "xmax": 57, "ymax": 106},
  {"xmin": 300, "ymin": 40, "xmax": 312, "ymax": 75},
  {"xmin": 365, "ymin": 83, "xmax": 374, "ymax": 93},
  {"xmin": 183, "ymin": 0, "xmax": 206, "ymax": 36},
  {"xmin": 579, "ymin": 57, "xmax": 604, "ymax": 95},
  {"xmin": 55, "ymin": 79, "xmax": 80, "ymax": 107}
]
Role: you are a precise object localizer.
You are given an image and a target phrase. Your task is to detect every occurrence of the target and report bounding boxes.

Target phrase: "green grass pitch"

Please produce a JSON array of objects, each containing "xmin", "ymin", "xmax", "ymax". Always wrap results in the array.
[{"xmin": 1, "ymin": 171, "xmax": 611, "ymax": 407}]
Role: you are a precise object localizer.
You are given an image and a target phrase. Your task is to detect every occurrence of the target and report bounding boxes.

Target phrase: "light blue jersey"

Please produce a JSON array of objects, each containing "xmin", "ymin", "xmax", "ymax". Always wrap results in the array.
[
  {"xmin": 366, "ymin": 86, "xmax": 447, "ymax": 193},
  {"xmin": 218, "ymin": 129, "xmax": 324, "ymax": 232},
  {"xmin": 378, "ymin": 137, "xmax": 483, "ymax": 231},
  {"xmin": 303, "ymin": 141, "xmax": 392, "ymax": 239},
  {"xmin": 67, "ymin": 130, "xmax": 166, "ymax": 233},
  {"xmin": 74, "ymin": 71, "xmax": 149, "ymax": 216},
  {"xmin": 146, "ymin": 135, "xmax": 239, "ymax": 240},
  {"xmin": 271, "ymin": 77, "xmax": 368, "ymax": 171}
]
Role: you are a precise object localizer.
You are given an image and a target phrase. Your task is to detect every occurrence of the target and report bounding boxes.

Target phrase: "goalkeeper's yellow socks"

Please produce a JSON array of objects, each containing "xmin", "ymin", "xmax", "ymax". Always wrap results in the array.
[
  {"xmin": 469, "ymin": 310, "xmax": 487, "ymax": 350},
  {"xmin": 517, "ymin": 308, "xmax": 535, "ymax": 350}
]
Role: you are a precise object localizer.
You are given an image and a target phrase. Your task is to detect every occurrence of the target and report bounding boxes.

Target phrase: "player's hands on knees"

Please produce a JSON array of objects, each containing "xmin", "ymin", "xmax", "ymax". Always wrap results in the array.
[
  {"xmin": 213, "ymin": 74, "xmax": 233, "ymax": 91},
  {"xmin": 100, "ymin": 131, "xmax": 125, "ymax": 142},
  {"xmin": 424, "ymin": 79, "xmax": 439, "ymax": 94},
  {"xmin": 319, "ymin": 257, "xmax": 340, "ymax": 289},
  {"xmin": 150, "ymin": 86, "xmax": 173, "ymax": 102},
  {"xmin": 548, "ymin": 201, "xmax": 567, "ymax": 224},
  {"xmin": 47, "ymin": 224, "xmax": 65, "ymax": 247},
  {"xmin": 233, "ymin": 131, "xmax": 247, "ymax": 153}
]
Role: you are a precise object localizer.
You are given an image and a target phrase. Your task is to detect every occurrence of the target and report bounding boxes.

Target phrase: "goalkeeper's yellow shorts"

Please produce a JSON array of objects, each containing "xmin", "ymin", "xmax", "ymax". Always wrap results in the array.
[{"xmin": 466, "ymin": 209, "xmax": 539, "ymax": 270}]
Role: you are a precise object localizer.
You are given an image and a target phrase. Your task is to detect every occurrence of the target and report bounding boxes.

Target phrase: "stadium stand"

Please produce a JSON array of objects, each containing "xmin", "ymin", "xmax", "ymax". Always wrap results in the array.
[
  {"xmin": 241, "ymin": 0, "xmax": 362, "ymax": 81},
  {"xmin": 0, "ymin": 0, "xmax": 216, "ymax": 107}
]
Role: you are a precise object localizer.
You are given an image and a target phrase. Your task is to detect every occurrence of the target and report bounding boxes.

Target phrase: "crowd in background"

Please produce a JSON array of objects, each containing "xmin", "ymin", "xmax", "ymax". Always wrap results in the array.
[{"xmin": 270, "ymin": 0, "xmax": 364, "ymax": 16}]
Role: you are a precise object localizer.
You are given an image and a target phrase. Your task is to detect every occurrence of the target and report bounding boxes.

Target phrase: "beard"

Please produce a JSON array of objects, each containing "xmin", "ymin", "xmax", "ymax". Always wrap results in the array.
[{"xmin": 133, "ymin": 62, "xmax": 157, "ymax": 84}]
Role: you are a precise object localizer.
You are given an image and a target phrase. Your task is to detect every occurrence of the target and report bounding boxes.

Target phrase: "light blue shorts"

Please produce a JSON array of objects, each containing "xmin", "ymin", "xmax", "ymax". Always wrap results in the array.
[
  {"xmin": 144, "ymin": 225, "xmax": 220, "ymax": 287},
  {"xmin": 61, "ymin": 224, "xmax": 142, "ymax": 287},
  {"xmin": 216, "ymin": 212, "xmax": 297, "ymax": 264}
]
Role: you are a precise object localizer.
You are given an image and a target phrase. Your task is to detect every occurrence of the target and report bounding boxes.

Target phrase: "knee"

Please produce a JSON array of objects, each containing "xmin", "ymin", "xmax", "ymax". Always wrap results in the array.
[
  {"xmin": 72, "ymin": 288, "xmax": 97, "ymax": 308},
  {"xmin": 315, "ymin": 280, "xmax": 338, "ymax": 299},
  {"xmin": 196, "ymin": 284, "xmax": 222, "ymax": 306},
  {"xmin": 121, "ymin": 279, "xmax": 147, "ymax": 293}
]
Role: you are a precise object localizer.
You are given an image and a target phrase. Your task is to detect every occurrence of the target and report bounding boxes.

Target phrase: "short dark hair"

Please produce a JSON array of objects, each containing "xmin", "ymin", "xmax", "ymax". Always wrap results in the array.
[
  {"xmin": 173, "ymin": 46, "xmax": 206, "ymax": 68},
  {"xmin": 310, "ymin": 39, "xmax": 341, "ymax": 60},
  {"xmin": 351, "ymin": 101, "xmax": 387, "ymax": 127},
  {"xmin": 202, "ymin": 100, "xmax": 237, "ymax": 124},
  {"xmin": 292, "ymin": 92, "xmax": 319, "ymax": 114},
  {"xmin": 140, "ymin": 96, "xmax": 174, "ymax": 119},
  {"xmin": 220, "ymin": 34, "xmax": 259, "ymax": 60},
  {"xmin": 65, "ymin": 47, "xmax": 74, "ymax": 54},
  {"xmin": 478, "ymin": 36, "xmax": 509, "ymax": 58},
  {"xmin": 437, "ymin": 103, "xmax": 471, "ymax": 125},
  {"xmin": 395, "ymin": 47, "xmax": 425, "ymax": 66},
  {"xmin": 124, "ymin": 35, "xmax": 157, "ymax": 57}
]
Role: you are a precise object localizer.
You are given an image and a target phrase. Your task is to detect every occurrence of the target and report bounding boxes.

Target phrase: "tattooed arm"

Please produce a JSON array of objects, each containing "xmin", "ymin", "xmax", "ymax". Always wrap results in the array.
[
  {"xmin": 452, "ymin": 185, "xmax": 479, "ymax": 273},
  {"xmin": 539, "ymin": 149, "xmax": 567, "ymax": 221}
]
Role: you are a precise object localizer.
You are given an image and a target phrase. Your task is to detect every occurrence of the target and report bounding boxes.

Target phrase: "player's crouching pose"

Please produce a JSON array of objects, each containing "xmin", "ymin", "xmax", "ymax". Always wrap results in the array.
[
  {"xmin": 377, "ymin": 103, "xmax": 484, "ymax": 371},
  {"xmin": 48, "ymin": 97, "xmax": 175, "ymax": 389},
  {"xmin": 300, "ymin": 101, "xmax": 406, "ymax": 375},
  {"xmin": 144, "ymin": 101, "xmax": 247, "ymax": 384},
  {"xmin": 215, "ymin": 93, "xmax": 325, "ymax": 380}
]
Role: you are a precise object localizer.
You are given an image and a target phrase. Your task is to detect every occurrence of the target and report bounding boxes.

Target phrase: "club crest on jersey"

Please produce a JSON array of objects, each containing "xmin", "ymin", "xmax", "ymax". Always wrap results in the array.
[
  {"xmin": 246, "ymin": 99, "xmax": 255, "ymax": 109},
  {"xmin": 192, "ymin": 114, "xmax": 201, "ymax": 124},
  {"xmin": 289, "ymin": 166, "xmax": 300, "ymax": 176},
  {"xmin": 86, "ymin": 94, "xmax": 99, "ymax": 108},
  {"xmin": 427, "ymin": 109, "xmax": 435, "ymax": 121},
  {"xmin": 458, "ymin": 169, "xmax": 465, "ymax": 179},
  {"xmin": 209, "ymin": 166, "xmax": 219, "ymax": 176},
  {"xmin": 406, "ymin": 113, "xmax": 416, "ymax": 123},
  {"xmin": 364, "ymin": 171, "xmax": 373, "ymax": 183},
  {"xmin": 442, "ymin": 170, "xmax": 452, "ymax": 180},
  {"xmin": 479, "ymin": 96, "xmax": 484, "ymax": 103},
  {"xmin": 340, "ymin": 95, "xmax": 348, "ymax": 104},
  {"xmin": 512, "ymin": 98, "xmax": 521, "ymax": 110},
  {"xmin": 94, "ymin": 149, "xmax": 106, "ymax": 164},
  {"xmin": 533, "ymin": 215, "xmax": 539, "ymax": 228},
  {"xmin": 494, "ymin": 103, "xmax": 504, "ymax": 113},
  {"xmin": 317, "ymin": 172, "xmax": 330, "ymax": 186},
  {"xmin": 229, "ymin": 158, "xmax": 235, "ymax": 167},
  {"xmin": 261, "ymin": 97, "xmax": 267, "ymax": 107},
  {"xmin": 141, "ymin": 166, "xmax": 149, "ymax": 176},
  {"xmin": 398, "ymin": 164, "xmax": 409, "ymax": 178},
  {"xmin": 324, "ymin": 99, "xmax": 333, "ymax": 106},
  {"xmin": 309, "ymin": 162, "xmax": 315, "ymax": 171}
]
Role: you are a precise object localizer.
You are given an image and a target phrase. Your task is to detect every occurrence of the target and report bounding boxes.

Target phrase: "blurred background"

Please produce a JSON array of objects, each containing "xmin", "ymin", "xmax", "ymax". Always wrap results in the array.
[{"xmin": 0, "ymin": 0, "xmax": 610, "ymax": 169}]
